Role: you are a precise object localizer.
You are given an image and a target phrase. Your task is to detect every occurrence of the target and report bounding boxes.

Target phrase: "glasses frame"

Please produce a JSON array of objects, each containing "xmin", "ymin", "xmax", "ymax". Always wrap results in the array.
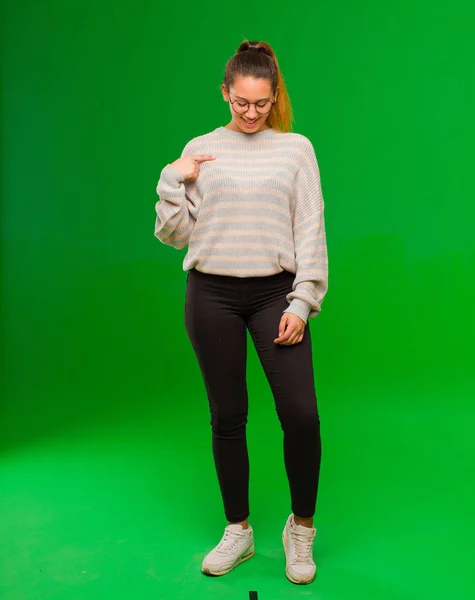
[{"xmin": 228, "ymin": 92, "xmax": 276, "ymax": 115}]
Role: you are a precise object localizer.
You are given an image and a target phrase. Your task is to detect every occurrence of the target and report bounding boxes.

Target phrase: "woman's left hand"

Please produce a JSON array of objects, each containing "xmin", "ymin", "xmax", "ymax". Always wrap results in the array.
[{"xmin": 274, "ymin": 313, "xmax": 306, "ymax": 345}]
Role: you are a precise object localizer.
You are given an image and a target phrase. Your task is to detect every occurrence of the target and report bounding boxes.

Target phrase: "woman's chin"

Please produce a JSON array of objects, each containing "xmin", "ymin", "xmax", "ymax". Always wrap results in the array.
[{"xmin": 238, "ymin": 118, "xmax": 266, "ymax": 133}]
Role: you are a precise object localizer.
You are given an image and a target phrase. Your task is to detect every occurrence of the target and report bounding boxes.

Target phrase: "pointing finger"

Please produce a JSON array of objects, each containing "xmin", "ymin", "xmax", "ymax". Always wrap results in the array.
[{"xmin": 191, "ymin": 154, "xmax": 216, "ymax": 162}]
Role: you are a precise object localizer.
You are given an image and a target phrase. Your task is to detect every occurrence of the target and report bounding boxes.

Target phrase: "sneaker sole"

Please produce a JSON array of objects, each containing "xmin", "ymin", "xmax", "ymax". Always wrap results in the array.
[
  {"xmin": 282, "ymin": 529, "xmax": 316, "ymax": 585},
  {"xmin": 202, "ymin": 544, "xmax": 255, "ymax": 577}
]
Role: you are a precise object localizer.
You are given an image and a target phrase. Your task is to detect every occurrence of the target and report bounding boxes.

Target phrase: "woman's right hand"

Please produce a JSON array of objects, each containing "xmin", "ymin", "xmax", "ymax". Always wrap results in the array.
[{"xmin": 170, "ymin": 154, "xmax": 216, "ymax": 181}]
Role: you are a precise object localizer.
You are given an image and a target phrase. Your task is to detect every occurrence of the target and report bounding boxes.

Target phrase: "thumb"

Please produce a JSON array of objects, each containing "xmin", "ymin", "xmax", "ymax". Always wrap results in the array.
[{"xmin": 279, "ymin": 314, "xmax": 288, "ymax": 336}]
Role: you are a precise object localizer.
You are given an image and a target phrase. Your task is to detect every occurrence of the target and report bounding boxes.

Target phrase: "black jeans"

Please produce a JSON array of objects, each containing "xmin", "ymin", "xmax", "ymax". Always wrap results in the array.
[{"xmin": 184, "ymin": 267, "xmax": 322, "ymax": 522}]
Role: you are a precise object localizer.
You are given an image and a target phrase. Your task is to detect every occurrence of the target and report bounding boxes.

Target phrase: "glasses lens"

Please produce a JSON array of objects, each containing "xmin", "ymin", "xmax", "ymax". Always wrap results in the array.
[
  {"xmin": 256, "ymin": 101, "xmax": 273, "ymax": 114},
  {"xmin": 232, "ymin": 101, "xmax": 249, "ymax": 114}
]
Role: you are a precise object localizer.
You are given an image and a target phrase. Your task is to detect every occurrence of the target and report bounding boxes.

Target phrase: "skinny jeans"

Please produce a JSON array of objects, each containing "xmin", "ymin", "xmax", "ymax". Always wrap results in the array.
[{"xmin": 184, "ymin": 267, "xmax": 322, "ymax": 522}]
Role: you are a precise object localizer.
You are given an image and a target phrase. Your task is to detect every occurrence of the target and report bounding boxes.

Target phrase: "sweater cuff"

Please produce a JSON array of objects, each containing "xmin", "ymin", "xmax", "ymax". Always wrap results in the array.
[
  {"xmin": 160, "ymin": 164, "xmax": 185, "ymax": 187},
  {"xmin": 283, "ymin": 298, "xmax": 312, "ymax": 324}
]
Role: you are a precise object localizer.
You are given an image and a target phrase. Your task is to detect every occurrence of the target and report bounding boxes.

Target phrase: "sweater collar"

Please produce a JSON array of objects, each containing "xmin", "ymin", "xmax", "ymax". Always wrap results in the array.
[{"xmin": 215, "ymin": 126, "xmax": 281, "ymax": 140}]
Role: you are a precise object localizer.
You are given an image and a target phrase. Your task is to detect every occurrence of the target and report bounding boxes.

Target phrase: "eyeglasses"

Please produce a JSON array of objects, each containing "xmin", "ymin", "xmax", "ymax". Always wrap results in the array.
[{"xmin": 229, "ymin": 93, "xmax": 276, "ymax": 115}]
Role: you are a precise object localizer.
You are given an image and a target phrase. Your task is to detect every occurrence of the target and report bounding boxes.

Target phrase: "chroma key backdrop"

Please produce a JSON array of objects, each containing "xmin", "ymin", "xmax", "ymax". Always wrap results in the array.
[{"xmin": 1, "ymin": 0, "xmax": 474, "ymax": 599}]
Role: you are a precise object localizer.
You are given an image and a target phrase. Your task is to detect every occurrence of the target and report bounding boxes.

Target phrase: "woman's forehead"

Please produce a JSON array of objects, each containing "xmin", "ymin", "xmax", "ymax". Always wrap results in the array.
[{"xmin": 231, "ymin": 77, "xmax": 273, "ymax": 98}]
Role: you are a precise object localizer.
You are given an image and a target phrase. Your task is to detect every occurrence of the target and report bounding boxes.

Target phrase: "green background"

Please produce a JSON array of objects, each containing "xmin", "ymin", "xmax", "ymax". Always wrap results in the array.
[{"xmin": 1, "ymin": 0, "xmax": 474, "ymax": 599}]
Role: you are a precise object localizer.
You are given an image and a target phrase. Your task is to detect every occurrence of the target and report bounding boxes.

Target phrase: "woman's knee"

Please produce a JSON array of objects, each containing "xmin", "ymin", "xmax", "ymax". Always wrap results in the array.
[
  {"xmin": 210, "ymin": 412, "xmax": 248, "ymax": 439},
  {"xmin": 278, "ymin": 406, "xmax": 320, "ymax": 433}
]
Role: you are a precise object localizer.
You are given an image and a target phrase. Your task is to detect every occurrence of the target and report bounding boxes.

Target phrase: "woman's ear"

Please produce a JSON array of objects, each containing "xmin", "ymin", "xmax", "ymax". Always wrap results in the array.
[{"xmin": 221, "ymin": 84, "xmax": 229, "ymax": 102}]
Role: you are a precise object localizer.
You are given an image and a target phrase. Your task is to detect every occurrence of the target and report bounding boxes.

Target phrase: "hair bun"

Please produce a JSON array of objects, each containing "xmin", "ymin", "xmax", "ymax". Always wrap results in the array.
[
  {"xmin": 236, "ymin": 41, "xmax": 271, "ymax": 57},
  {"xmin": 248, "ymin": 44, "xmax": 270, "ymax": 56}
]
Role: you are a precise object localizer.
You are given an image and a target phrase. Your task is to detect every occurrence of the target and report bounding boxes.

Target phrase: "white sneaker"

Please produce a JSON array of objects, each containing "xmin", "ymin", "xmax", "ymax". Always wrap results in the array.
[
  {"xmin": 202, "ymin": 523, "xmax": 254, "ymax": 576},
  {"xmin": 282, "ymin": 513, "xmax": 317, "ymax": 584}
]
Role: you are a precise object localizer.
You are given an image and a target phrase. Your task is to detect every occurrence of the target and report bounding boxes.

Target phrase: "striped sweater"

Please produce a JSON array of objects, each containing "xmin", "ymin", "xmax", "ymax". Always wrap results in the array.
[{"xmin": 154, "ymin": 125, "xmax": 328, "ymax": 323}]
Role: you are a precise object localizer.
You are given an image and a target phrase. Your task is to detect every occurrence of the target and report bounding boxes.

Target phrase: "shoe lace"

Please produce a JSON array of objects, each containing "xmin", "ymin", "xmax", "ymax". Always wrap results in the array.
[
  {"xmin": 292, "ymin": 530, "xmax": 314, "ymax": 562},
  {"xmin": 215, "ymin": 528, "xmax": 243, "ymax": 555}
]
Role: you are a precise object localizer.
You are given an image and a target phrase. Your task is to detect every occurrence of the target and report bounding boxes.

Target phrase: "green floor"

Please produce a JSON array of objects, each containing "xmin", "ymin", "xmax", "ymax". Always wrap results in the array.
[{"xmin": 1, "ymin": 375, "xmax": 473, "ymax": 600}]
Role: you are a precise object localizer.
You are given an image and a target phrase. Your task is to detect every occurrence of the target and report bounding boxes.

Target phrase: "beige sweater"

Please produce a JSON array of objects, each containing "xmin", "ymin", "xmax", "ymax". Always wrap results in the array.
[{"xmin": 154, "ymin": 126, "xmax": 328, "ymax": 323}]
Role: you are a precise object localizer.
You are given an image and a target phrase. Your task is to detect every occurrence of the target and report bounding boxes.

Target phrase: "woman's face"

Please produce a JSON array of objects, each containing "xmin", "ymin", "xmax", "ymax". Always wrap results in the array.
[{"xmin": 221, "ymin": 76, "xmax": 277, "ymax": 134}]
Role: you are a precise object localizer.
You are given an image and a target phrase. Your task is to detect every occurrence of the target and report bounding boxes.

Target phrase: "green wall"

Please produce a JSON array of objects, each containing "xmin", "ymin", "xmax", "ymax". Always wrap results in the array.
[
  {"xmin": 2, "ymin": 0, "xmax": 472, "ymax": 444},
  {"xmin": 1, "ymin": 0, "xmax": 474, "ymax": 598}
]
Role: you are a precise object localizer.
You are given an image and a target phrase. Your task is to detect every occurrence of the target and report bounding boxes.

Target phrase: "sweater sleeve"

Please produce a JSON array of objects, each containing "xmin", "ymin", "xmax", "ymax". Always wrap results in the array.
[
  {"xmin": 283, "ymin": 137, "xmax": 329, "ymax": 324},
  {"xmin": 154, "ymin": 141, "xmax": 202, "ymax": 250}
]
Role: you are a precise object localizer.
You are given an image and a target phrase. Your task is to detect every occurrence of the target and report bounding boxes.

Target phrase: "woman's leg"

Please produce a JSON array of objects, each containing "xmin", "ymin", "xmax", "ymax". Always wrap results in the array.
[
  {"xmin": 184, "ymin": 269, "xmax": 251, "ymax": 523},
  {"xmin": 246, "ymin": 271, "xmax": 322, "ymax": 521}
]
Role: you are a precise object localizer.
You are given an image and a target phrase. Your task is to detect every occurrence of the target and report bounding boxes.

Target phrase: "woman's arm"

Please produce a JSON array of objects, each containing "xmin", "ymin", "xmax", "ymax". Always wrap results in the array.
[
  {"xmin": 154, "ymin": 142, "xmax": 202, "ymax": 250},
  {"xmin": 284, "ymin": 137, "xmax": 329, "ymax": 323}
]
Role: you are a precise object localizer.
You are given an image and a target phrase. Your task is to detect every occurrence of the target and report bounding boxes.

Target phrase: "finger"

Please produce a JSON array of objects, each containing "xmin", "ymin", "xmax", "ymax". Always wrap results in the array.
[
  {"xmin": 274, "ymin": 325, "xmax": 291, "ymax": 342},
  {"xmin": 285, "ymin": 331, "xmax": 299, "ymax": 345},
  {"xmin": 277, "ymin": 314, "xmax": 289, "ymax": 338},
  {"xmin": 288, "ymin": 329, "xmax": 304, "ymax": 345},
  {"xmin": 275, "ymin": 328, "xmax": 295, "ymax": 344},
  {"xmin": 192, "ymin": 155, "xmax": 216, "ymax": 162}
]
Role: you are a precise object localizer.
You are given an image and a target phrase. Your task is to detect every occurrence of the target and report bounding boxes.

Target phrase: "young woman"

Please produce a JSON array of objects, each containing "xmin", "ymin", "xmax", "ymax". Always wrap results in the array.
[{"xmin": 154, "ymin": 39, "xmax": 329, "ymax": 585}]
